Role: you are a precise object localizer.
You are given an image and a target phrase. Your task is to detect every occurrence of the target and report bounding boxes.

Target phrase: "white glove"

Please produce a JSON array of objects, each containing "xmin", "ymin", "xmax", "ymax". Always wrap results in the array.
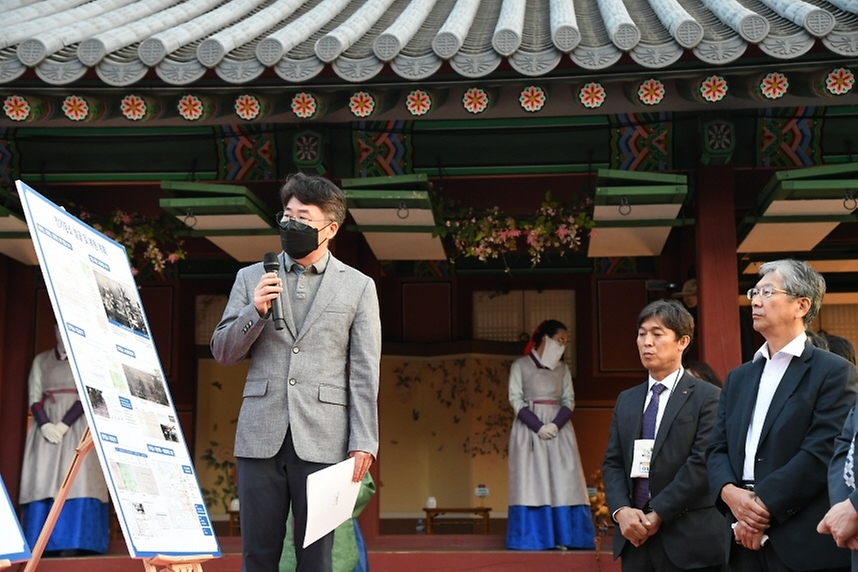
[
  {"xmin": 40, "ymin": 423, "xmax": 62, "ymax": 444},
  {"xmin": 537, "ymin": 423, "xmax": 559, "ymax": 440},
  {"xmin": 55, "ymin": 422, "xmax": 70, "ymax": 439}
]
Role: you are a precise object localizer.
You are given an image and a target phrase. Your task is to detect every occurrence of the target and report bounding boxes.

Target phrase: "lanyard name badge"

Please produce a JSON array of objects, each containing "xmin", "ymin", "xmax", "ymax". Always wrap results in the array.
[
  {"xmin": 630, "ymin": 370, "xmax": 680, "ymax": 479},
  {"xmin": 630, "ymin": 439, "xmax": 654, "ymax": 478}
]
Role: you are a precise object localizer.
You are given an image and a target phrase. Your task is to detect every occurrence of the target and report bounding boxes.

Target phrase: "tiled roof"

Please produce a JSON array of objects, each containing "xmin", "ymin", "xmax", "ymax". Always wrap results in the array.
[{"xmin": 1, "ymin": 0, "xmax": 857, "ymax": 87}]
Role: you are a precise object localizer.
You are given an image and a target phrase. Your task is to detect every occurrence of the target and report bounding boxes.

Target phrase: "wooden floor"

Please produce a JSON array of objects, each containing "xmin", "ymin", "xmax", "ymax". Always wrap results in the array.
[{"xmin": 13, "ymin": 534, "xmax": 621, "ymax": 572}]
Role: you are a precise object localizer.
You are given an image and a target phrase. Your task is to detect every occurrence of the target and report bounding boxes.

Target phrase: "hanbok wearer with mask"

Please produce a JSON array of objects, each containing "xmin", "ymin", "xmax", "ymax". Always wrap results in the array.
[{"xmin": 506, "ymin": 320, "xmax": 595, "ymax": 550}]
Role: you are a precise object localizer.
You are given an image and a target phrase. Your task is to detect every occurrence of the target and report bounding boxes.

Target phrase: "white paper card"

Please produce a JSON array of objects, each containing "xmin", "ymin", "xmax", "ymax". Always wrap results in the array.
[
  {"xmin": 630, "ymin": 438, "xmax": 655, "ymax": 478},
  {"xmin": 303, "ymin": 457, "xmax": 361, "ymax": 548},
  {"xmin": 0, "ymin": 473, "xmax": 31, "ymax": 563}
]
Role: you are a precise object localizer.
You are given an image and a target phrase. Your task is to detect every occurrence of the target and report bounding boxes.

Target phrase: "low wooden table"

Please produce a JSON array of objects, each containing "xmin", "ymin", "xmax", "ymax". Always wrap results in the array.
[
  {"xmin": 423, "ymin": 507, "xmax": 492, "ymax": 534},
  {"xmin": 227, "ymin": 510, "xmax": 240, "ymax": 536}
]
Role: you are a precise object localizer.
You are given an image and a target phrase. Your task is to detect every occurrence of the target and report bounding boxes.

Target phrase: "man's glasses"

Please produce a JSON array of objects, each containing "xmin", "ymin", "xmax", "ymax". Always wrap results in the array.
[
  {"xmin": 746, "ymin": 286, "xmax": 796, "ymax": 300},
  {"xmin": 275, "ymin": 211, "xmax": 327, "ymax": 230}
]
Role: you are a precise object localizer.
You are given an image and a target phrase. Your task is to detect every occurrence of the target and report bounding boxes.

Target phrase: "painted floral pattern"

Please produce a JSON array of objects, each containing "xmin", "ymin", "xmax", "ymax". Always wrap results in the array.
[
  {"xmin": 234, "ymin": 94, "xmax": 261, "ymax": 120},
  {"xmin": 3, "ymin": 95, "xmax": 30, "ymax": 121},
  {"xmin": 406, "ymin": 89, "xmax": 431, "ymax": 116},
  {"xmin": 120, "ymin": 94, "xmax": 147, "ymax": 121},
  {"xmin": 826, "ymin": 67, "xmax": 854, "ymax": 96},
  {"xmin": 700, "ymin": 75, "xmax": 727, "ymax": 102},
  {"xmin": 462, "ymin": 87, "xmax": 488, "ymax": 114},
  {"xmin": 761, "ymin": 72, "xmax": 788, "ymax": 100},
  {"xmin": 291, "ymin": 92, "xmax": 317, "ymax": 119},
  {"xmin": 294, "ymin": 133, "xmax": 320, "ymax": 163},
  {"xmin": 579, "ymin": 82, "xmax": 605, "ymax": 109},
  {"xmin": 349, "ymin": 91, "xmax": 375, "ymax": 118},
  {"xmin": 177, "ymin": 94, "xmax": 203, "ymax": 121},
  {"xmin": 519, "ymin": 86, "xmax": 546, "ymax": 112},
  {"xmin": 638, "ymin": 79, "xmax": 665, "ymax": 106},
  {"xmin": 62, "ymin": 95, "xmax": 89, "ymax": 121}
]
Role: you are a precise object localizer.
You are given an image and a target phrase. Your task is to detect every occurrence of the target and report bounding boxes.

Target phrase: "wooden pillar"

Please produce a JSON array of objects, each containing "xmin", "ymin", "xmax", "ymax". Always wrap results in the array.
[
  {"xmin": 0, "ymin": 257, "xmax": 38, "ymax": 506},
  {"xmin": 695, "ymin": 164, "xmax": 743, "ymax": 379}
]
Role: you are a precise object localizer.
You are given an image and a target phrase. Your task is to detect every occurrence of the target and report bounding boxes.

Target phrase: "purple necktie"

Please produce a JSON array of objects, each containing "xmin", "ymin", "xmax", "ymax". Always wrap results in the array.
[{"xmin": 633, "ymin": 383, "xmax": 666, "ymax": 509}]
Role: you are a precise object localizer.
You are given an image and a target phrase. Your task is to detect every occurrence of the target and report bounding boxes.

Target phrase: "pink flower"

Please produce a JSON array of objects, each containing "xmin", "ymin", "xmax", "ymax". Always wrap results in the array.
[
  {"xmin": 406, "ymin": 90, "xmax": 432, "ymax": 116},
  {"xmin": 519, "ymin": 86, "xmax": 546, "ymax": 112},
  {"xmin": 579, "ymin": 82, "xmax": 605, "ymax": 109},
  {"xmin": 826, "ymin": 68, "xmax": 854, "ymax": 96},
  {"xmin": 4, "ymin": 95, "xmax": 31, "ymax": 121},
  {"xmin": 700, "ymin": 75, "xmax": 727, "ymax": 103},
  {"xmin": 760, "ymin": 72, "xmax": 788, "ymax": 100},
  {"xmin": 638, "ymin": 79, "xmax": 665, "ymax": 106},
  {"xmin": 462, "ymin": 88, "xmax": 488, "ymax": 114},
  {"xmin": 178, "ymin": 95, "xmax": 204, "ymax": 121},
  {"xmin": 234, "ymin": 94, "xmax": 261, "ymax": 120},
  {"xmin": 291, "ymin": 93, "xmax": 317, "ymax": 119},
  {"xmin": 349, "ymin": 91, "xmax": 375, "ymax": 118},
  {"xmin": 62, "ymin": 95, "xmax": 89, "ymax": 121},
  {"xmin": 120, "ymin": 94, "xmax": 146, "ymax": 121}
]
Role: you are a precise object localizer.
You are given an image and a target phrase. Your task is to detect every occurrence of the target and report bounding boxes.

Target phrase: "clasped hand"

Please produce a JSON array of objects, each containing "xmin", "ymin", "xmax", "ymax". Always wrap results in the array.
[
  {"xmin": 817, "ymin": 499, "xmax": 858, "ymax": 550},
  {"xmin": 537, "ymin": 423, "xmax": 559, "ymax": 440},
  {"xmin": 616, "ymin": 507, "xmax": 661, "ymax": 547},
  {"xmin": 39, "ymin": 422, "xmax": 69, "ymax": 444},
  {"xmin": 722, "ymin": 484, "xmax": 770, "ymax": 550}
]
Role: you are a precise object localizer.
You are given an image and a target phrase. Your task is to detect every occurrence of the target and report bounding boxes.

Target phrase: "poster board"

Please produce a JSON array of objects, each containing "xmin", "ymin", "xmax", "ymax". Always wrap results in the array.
[
  {"xmin": 16, "ymin": 180, "xmax": 220, "ymax": 560},
  {"xmin": 0, "ymin": 473, "xmax": 31, "ymax": 563}
]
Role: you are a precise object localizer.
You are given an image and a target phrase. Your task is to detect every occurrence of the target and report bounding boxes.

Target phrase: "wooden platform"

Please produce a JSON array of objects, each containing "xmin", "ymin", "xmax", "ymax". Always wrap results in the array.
[{"xmin": 13, "ymin": 535, "xmax": 620, "ymax": 572}]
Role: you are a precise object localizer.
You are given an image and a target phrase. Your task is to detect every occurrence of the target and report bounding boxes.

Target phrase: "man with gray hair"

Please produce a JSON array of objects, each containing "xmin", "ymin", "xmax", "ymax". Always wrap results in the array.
[{"xmin": 708, "ymin": 259, "xmax": 858, "ymax": 571}]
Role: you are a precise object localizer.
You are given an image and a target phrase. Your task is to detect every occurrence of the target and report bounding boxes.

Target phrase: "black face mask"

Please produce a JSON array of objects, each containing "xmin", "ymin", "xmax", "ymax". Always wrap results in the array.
[{"xmin": 279, "ymin": 219, "xmax": 329, "ymax": 260}]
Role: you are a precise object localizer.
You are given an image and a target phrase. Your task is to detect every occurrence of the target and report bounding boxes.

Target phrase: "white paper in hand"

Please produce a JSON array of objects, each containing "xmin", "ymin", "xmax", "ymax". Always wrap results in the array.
[{"xmin": 303, "ymin": 457, "xmax": 361, "ymax": 548}]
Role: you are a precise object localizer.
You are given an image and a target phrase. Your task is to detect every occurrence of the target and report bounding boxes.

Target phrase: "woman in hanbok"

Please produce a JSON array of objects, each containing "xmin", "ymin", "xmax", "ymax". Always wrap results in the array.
[
  {"xmin": 506, "ymin": 319, "xmax": 595, "ymax": 550},
  {"xmin": 19, "ymin": 326, "xmax": 110, "ymax": 555}
]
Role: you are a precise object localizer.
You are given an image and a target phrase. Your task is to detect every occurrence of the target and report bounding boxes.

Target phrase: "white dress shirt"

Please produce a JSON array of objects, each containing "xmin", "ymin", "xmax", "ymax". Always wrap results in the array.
[{"xmin": 743, "ymin": 332, "xmax": 807, "ymax": 480}]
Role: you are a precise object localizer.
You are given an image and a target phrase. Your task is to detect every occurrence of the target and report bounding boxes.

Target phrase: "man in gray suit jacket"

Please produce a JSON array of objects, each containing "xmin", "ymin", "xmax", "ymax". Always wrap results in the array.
[
  {"xmin": 211, "ymin": 173, "xmax": 381, "ymax": 572},
  {"xmin": 602, "ymin": 299, "xmax": 725, "ymax": 571}
]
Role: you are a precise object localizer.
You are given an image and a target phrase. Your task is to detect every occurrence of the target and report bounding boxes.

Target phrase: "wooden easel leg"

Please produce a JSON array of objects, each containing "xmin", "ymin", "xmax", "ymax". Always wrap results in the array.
[
  {"xmin": 142, "ymin": 554, "xmax": 213, "ymax": 572},
  {"xmin": 22, "ymin": 428, "xmax": 94, "ymax": 572}
]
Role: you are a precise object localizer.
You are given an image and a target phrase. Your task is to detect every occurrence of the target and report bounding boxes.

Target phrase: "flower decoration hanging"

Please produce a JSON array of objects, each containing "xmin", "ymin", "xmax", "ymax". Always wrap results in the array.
[
  {"xmin": 462, "ymin": 87, "xmax": 489, "ymax": 114},
  {"xmin": 579, "ymin": 82, "xmax": 606, "ymax": 109},
  {"xmin": 3, "ymin": 94, "xmax": 30, "ymax": 121},
  {"xmin": 349, "ymin": 91, "xmax": 375, "ymax": 118},
  {"xmin": 700, "ymin": 75, "xmax": 727, "ymax": 102},
  {"xmin": 826, "ymin": 67, "xmax": 854, "ymax": 96},
  {"xmin": 62, "ymin": 95, "xmax": 89, "ymax": 121},
  {"xmin": 234, "ymin": 94, "xmax": 261, "ymax": 120},
  {"xmin": 75, "ymin": 207, "xmax": 186, "ymax": 280},
  {"xmin": 436, "ymin": 192, "xmax": 594, "ymax": 266},
  {"xmin": 178, "ymin": 94, "xmax": 204, "ymax": 121},
  {"xmin": 761, "ymin": 72, "xmax": 788, "ymax": 100},
  {"xmin": 120, "ymin": 94, "xmax": 147, "ymax": 121},
  {"xmin": 406, "ymin": 89, "xmax": 432, "ymax": 116},
  {"xmin": 519, "ymin": 86, "xmax": 546, "ymax": 112},
  {"xmin": 638, "ymin": 79, "xmax": 665, "ymax": 106},
  {"xmin": 291, "ymin": 92, "xmax": 317, "ymax": 119}
]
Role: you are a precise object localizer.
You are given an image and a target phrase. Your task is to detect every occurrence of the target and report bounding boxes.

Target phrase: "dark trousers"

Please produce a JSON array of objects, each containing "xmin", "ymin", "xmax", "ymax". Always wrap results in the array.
[
  {"xmin": 238, "ymin": 429, "xmax": 334, "ymax": 572},
  {"xmin": 730, "ymin": 543, "xmax": 849, "ymax": 572},
  {"xmin": 620, "ymin": 533, "xmax": 722, "ymax": 572}
]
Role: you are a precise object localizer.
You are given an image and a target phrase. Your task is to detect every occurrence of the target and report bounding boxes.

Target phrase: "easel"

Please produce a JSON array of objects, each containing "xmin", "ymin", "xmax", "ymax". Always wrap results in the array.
[{"xmin": 21, "ymin": 428, "xmax": 212, "ymax": 572}]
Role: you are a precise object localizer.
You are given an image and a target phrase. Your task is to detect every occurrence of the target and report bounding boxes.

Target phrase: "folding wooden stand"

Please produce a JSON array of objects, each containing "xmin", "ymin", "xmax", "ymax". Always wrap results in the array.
[
  {"xmin": 23, "ymin": 428, "xmax": 95, "ymax": 572},
  {"xmin": 143, "ymin": 554, "xmax": 213, "ymax": 572},
  {"xmin": 20, "ymin": 428, "xmax": 213, "ymax": 572}
]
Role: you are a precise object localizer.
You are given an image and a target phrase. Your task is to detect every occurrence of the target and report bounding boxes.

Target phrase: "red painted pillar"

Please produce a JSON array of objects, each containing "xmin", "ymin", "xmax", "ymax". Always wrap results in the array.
[{"xmin": 696, "ymin": 164, "xmax": 743, "ymax": 379}]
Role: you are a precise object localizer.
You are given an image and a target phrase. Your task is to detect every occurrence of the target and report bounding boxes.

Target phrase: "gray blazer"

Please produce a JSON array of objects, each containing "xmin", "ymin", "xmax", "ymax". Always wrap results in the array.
[{"xmin": 211, "ymin": 253, "xmax": 381, "ymax": 464}]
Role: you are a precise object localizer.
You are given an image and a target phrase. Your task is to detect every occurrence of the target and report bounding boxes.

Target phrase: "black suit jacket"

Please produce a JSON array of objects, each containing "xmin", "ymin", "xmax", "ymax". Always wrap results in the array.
[
  {"xmin": 708, "ymin": 341, "xmax": 858, "ymax": 570},
  {"xmin": 829, "ymin": 405, "xmax": 858, "ymax": 572},
  {"xmin": 602, "ymin": 372, "xmax": 725, "ymax": 568}
]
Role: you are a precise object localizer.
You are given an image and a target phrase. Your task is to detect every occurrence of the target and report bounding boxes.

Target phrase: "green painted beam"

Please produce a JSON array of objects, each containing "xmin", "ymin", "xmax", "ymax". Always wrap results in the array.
[
  {"xmin": 19, "ymin": 172, "xmax": 218, "ymax": 183},
  {"xmin": 412, "ymin": 116, "xmax": 610, "ymax": 131},
  {"xmin": 414, "ymin": 163, "xmax": 610, "ymax": 176},
  {"xmin": 594, "ymin": 185, "xmax": 687, "ymax": 205},
  {"xmin": 597, "ymin": 168, "xmax": 687, "ymax": 185},
  {"xmin": 344, "ymin": 190, "xmax": 433, "ymax": 210},
  {"xmin": 341, "ymin": 174, "xmax": 430, "ymax": 190}
]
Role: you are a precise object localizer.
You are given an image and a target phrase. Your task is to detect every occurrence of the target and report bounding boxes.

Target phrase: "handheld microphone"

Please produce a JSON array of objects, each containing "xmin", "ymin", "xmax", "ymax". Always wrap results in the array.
[{"xmin": 262, "ymin": 252, "xmax": 285, "ymax": 331}]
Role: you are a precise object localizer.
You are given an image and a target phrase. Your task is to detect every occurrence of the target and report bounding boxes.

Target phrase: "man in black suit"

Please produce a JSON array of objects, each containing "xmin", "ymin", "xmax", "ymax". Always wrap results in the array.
[
  {"xmin": 708, "ymin": 259, "xmax": 857, "ymax": 571},
  {"xmin": 603, "ymin": 299, "xmax": 725, "ymax": 572}
]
